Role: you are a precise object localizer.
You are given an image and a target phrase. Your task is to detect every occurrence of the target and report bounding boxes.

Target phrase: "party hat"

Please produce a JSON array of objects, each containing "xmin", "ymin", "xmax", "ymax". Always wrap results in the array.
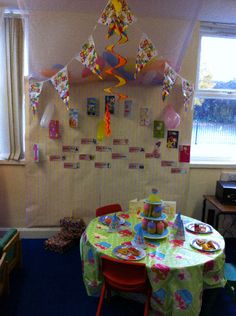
[{"xmin": 132, "ymin": 224, "xmax": 146, "ymax": 249}]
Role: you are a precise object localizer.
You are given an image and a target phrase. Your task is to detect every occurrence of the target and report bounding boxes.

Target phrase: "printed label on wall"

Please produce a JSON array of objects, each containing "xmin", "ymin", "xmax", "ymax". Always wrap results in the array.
[
  {"xmin": 129, "ymin": 147, "xmax": 145, "ymax": 153},
  {"xmin": 96, "ymin": 146, "xmax": 112, "ymax": 152},
  {"xmin": 95, "ymin": 162, "xmax": 111, "ymax": 169},
  {"xmin": 62, "ymin": 145, "xmax": 79, "ymax": 153},
  {"xmin": 81, "ymin": 138, "xmax": 97, "ymax": 144},
  {"xmin": 171, "ymin": 168, "xmax": 187, "ymax": 174},
  {"xmin": 64, "ymin": 162, "xmax": 80, "ymax": 169},
  {"xmin": 128, "ymin": 163, "xmax": 144, "ymax": 169},
  {"xmin": 112, "ymin": 153, "xmax": 127, "ymax": 159},
  {"xmin": 161, "ymin": 160, "xmax": 177, "ymax": 167},
  {"xmin": 113, "ymin": 139, "xmax": 129, "ymax": 145},
  {"xmin": 49, "ymin": 155, "xmax": 66, "ymax": 161},
  {"xmin": 79, "ymin": 154, "xmax": 95, "ymax": 161}
]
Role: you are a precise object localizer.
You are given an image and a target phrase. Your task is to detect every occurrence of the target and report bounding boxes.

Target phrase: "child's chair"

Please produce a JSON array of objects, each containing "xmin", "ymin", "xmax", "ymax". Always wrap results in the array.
[
  {"xmin": 0, "ymin": 252, "xmax": 9, "ymax": 296},
  {"xmin": 96, "ymin": 255, "xmax": 151, "ymax": 316},
  {"xmin": 96, "ymin": 204, "xmax": 123, "ymax": 217}
]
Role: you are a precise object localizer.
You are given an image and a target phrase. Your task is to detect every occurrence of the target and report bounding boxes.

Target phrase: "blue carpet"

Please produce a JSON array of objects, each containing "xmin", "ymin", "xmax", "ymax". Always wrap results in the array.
[{"xmin": 0, "ymin": 238, "xmax": 235, "ymax": 316}]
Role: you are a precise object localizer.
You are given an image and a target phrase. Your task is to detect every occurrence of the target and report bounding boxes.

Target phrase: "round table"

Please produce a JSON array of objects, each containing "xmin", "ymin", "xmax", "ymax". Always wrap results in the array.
[{"xmin": 80, "ymin": 211, "xmax": 226, "ymax": 316}]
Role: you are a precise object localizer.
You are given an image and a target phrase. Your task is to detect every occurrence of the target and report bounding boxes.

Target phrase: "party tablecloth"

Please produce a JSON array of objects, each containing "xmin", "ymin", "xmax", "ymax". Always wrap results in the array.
[{"xmin": 80, "ymin": 211, "xmax": 226, "ymax": 316}]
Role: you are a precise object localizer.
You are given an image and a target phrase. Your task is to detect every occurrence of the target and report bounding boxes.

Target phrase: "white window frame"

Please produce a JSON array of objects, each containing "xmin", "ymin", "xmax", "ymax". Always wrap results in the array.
[{"xmin": 191, "ymin": 22, "xmax": 236, "ymax": 167}]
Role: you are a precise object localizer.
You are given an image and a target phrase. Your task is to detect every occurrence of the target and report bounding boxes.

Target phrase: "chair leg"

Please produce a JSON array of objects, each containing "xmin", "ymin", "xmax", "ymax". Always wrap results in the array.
[
  {"xmin": 96, "ymin": 283, "xmax": 106, "ymax": 316},
  {"xmin": 144, "ymin": 287, "xmax": 151, "ymax": 316}
]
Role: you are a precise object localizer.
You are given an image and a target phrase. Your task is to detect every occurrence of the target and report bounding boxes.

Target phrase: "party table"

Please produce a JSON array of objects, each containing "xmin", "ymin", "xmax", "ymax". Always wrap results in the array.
[{"xmin": 80, "ymin": 211, "xmax": 226, "ymax": 316}]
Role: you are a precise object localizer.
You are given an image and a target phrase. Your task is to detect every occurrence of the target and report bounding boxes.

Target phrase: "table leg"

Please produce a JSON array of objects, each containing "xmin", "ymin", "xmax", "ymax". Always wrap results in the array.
[{"xmin": 215, "ymin": 212, "xmax": 222, "ymax": 231}]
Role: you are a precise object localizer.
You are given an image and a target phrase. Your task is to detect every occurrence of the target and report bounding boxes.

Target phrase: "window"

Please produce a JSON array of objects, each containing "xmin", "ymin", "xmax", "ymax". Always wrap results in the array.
[
  {"xmin": 0, "ymin": 10, "xmax": 26, "ymax": 161},
  {"xmin": 191, "ymin": 22, "xmax": 236, "ymax": 165}
]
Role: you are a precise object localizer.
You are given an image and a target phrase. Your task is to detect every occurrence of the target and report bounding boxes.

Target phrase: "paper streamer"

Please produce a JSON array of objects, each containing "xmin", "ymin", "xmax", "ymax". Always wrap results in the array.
[
  {"xmin": 29, "ymin": 82, "xmax": 44, "ymax": 114},
  {"xmin": 104, "ymin": 104, "xmax": 111, "ymax": 136}
]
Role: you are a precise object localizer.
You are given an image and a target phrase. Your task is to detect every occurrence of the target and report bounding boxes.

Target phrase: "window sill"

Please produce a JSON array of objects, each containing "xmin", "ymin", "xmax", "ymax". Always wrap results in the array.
[
  {"xmin": 0, "ymin": 159, "xmax": 25, "ymax": 166},
  {"xmin": 190, "ymin": 162, "xmax": 236, "ymax": 169}
]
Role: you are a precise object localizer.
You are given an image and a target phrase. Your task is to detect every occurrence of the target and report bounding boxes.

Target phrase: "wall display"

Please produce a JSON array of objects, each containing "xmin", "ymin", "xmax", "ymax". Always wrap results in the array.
[
  {"xmin": 171, "ymin": 168, "xmax": 188, "ymax": 174},
  {"xmin": 129, "ymin": 163, "xmax": 144, "ymax": 169},
  {"xmin": 81, "ymin": 138, "xmax": 97, "ymax": 144},
  {"xmin": 112, "ymin": 153, "xmax": 127, "ymax": 159},
  {"xmin": 87, "ymin": 98, "xmax": 99, "ymax": 116},
  {"xmin": 79, "ymin": 154, "xmax": 95, "ymax": 161},
  {"xmin": 62, "ymin": 146, "xmax": 79, "ymax": 153},
  {"xmin": 96, "ymin": 146, "xmax": 112, "ymax": 152},
  {"xmin": 167, "ymin": 131, "xmax": 179, "ymax": 148},
  {"xmin": 179, "ymin": 145, "xmax": 191, "ymax": 163},
  {"xmin": 113, "ymin": 139, "xmax": 129, "ymax": 145},
  {"xmin": 49, "ymin": 120, "xmax": 60, "ymax": 139},
  {"xmin": 161, "ymin": 160, "xmax": 177, "ymax": 167},
  {"xmin": 64, "ymin": 162, "xmax": 80, "ymax": 169},
  {"xmin": 129, "ymin": 147, "xmax": 145, "ymax": 153},
  {"xmin": 105, "ymin": 95, "xmax": 115, "ymax": 114},
  {"xmin": 140, "ymin": 107, "xmax": 151, "ymax": 126},
  {"xmin": 153, "ymin": 121, "xmax": 165, "ymax": 138},
  {"xmin": 95, "ymin": 162, "xmax": 111, "ymax": 169},
  {"xmin": 49, "ymin": 155, "xmax": 66, "ymax": 161},
  {"xmin": 124, "ymin": 99, "xmax": 132, "ymax": 117},
  {"xmin": 69, "ymin": 109, "xmax": 79, "ymax": 128}
]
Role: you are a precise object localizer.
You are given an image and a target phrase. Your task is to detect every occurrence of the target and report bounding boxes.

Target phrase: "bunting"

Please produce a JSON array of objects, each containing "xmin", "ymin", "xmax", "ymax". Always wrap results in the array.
[
  {"xmin": 135, "ymin": 33, "xmax": 158, "ymax": 78},
  {"xmin": 75, "ymin": 35, "xmax": 102, "ymax": 79},
  {"xmin": 50, "ymin": 67, "xmax": 70, "ymax": 109},
  {"xmin": 29, "ymin": 82, "xmax": 44, "ymax": 114},
  {"xmin": 162, "ymin": 63, "xmax": 178, "ymax": 101},
  {"xmin": 182, "ymin": 79, "xmax": 195, "ymax": 111}
]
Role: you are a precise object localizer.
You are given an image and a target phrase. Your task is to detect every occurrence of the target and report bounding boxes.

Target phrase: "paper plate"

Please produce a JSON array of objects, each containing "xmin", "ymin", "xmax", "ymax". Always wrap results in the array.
[
  {"xmin": 185, "ymin": 222, "xmax": 213, "ymax": 234},
  {"xmin": 134, "ymin": 223, "xmax": 169, "ymax": 239},
  {"xmin": 113, "ymin": 244, "xmax": 146, "ymax": 261},
  {"xmin": 191, "ymin": 239, "xmax": 221, "ymax": 252},
  {"xmin": 141, "ymin": 212, "xmax": 167, "ymax": 221},
  {"xmin": 98, "ymin": 215, "xmax": 125, "ymax": 226}
]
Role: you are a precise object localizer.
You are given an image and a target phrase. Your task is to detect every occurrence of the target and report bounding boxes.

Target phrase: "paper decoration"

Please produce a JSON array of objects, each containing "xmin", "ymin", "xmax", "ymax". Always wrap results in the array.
[
  {"xmin": 182, "ymin": 79, "xmax": 194, "ymax": 111},
  {"xmin": 76, "ymin": 36, "xmax": 102, "ymax": 79},
  {"xmin": 135, "ymin": 34, "xmax": 158, "ymax": 78},
  {"xmin": 173, "ymin": 213, "xmax": 185, "ymax": 241},
  {"xmin": 105, "ymin": 95, "xmax": 115, "ymax": 114},
  {"xmin": 167, "ymin": 131, "xmax": 179, "ymax": 149},
  {"xmin": 69, "ymin": 109, "xmax": 79, "ymax": 128},
  {"xmin": 33, "ymin": 144, "xmax": 39, "ymax": 162},
  {"xmin": 162, "ymin": 63, "xmax": 177, "ymax": 101},
  {"xmin": 152, "ymin": 141, "xmax": 161, "ymax": 158},
  {"xmin": 140, "ymin": 107, "xmax": 151, "ymax": 126},
  {"xmin": 104, "ymin": 104, "xmax": 111, "ymax": 136},
  {"xmin": 29, "ymin": 82, "xmax": 44, "ymax": 114},
  {"xmin": 49, "ymin": 120, "xmax": 60, "ymax": 139},
  {"xmin": 124, "ymin": 99, "xmax": 132, "ymax": 117},
  {"xmin": 98, "ymin": 0, "xmax": 136, "ymax": 27},
  {"xmin": 179, "ymin": 145, "xmax": 191, "ymax": 163},
  {"xmin": 153, "ymin": 121, "xmax": 165, "ymax": 138},
  {"xmin": 50, "ymin": 67, "xmax": 69, "ymax": 108}
]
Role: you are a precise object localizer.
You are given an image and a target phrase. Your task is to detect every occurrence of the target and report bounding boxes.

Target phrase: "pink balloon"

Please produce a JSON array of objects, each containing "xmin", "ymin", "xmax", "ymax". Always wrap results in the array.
[{"xmin": 163, "ymin": 105, "xmax": 180, "ymax": 129}]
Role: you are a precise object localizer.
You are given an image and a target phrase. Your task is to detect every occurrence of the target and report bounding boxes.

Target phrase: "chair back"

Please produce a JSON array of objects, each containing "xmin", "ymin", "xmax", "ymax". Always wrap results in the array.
[
  {"xmin": 96, "ymin": 204, "xmax": 123, "ymax": 217},
  {"xmin": 101, "ymin": 255, "xmax": 148, "ymax": 292}
]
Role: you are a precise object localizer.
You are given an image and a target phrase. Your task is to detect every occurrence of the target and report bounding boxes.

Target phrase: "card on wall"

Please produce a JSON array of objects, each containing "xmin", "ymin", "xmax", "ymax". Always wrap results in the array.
[
  {"xmin": 105, "ymin": 95, "xmax": 115, "ymax": 114},
  {"xmin": 69, "ymin": 109, "xmax": 79, "ymax": 128},
  {"xmin": 124, "ymin": 100, "xmax": 132, "ymax": 117},
  {"xmin": 140, "ymin": 107, "xmax": 151, "ymax": 126},
  {"xmin": 87, "ymin": 98, "xmax": 99, "ymax": 116},
  {"xmin": 153, "ymin": 120, "xmax": 165, "ymax": 138},
  {"xmin": 49, "ymin": 120, "xmax": 60, "ymax": 139},
  {"xmin": 179, "ymin": 145, "xmax": 191, "ymax": 163},
  {"xmin": 167, "ymin": 131, "xmax": 179, "ymax": 148}
]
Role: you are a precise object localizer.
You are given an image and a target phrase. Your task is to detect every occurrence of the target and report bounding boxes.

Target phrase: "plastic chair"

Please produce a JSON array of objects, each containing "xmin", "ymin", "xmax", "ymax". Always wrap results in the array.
[
  {"xmin": 96, "ymin": 255, "xmax": 151, "ymax": 316},
  {"xmin": 96, "ymin": 204, "xmax": 123, "ymax": 217}
]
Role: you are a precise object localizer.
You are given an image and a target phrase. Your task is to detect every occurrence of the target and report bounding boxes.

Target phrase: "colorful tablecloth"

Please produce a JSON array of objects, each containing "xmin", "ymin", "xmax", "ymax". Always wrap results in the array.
[{"xmin": 80, "ymin": 211, "xmax": 226, "ymax": 316}]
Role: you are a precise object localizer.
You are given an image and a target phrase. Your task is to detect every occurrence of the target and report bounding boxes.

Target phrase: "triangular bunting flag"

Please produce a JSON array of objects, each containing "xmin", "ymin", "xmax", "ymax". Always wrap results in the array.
[
  {"xmin": 162, "ymin": 63, "xmax": 178, "ymax": 101},
  {"xmin": 29, "ymin": 82, "xmax": 44, "ymax": 114},
  {"xmin": 182, "ymin": 79, "xmax": 194, "ymax": 111},
  {"xmin": 50, "ymin": 67, "xmax": 70, "ymax": 108}
]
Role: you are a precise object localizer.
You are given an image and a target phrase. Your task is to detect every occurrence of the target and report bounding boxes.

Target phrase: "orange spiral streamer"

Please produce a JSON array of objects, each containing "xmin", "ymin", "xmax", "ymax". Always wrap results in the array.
[{"xmin": 104, "ymin": 104, "xmax": 111, "ymax": 136}]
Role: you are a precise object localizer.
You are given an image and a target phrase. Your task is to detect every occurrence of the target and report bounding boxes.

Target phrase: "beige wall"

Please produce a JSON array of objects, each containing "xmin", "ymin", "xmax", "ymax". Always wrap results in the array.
[{"xmin": 1, "ymin": 14, "xmax": 235, "ymax": 229}]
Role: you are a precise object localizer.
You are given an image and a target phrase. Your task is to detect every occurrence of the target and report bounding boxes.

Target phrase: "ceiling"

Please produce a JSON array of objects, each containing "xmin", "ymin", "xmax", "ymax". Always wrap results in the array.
[{"xmin": 1, "ymin": 0, "xmax": 236, "ymax": 24}]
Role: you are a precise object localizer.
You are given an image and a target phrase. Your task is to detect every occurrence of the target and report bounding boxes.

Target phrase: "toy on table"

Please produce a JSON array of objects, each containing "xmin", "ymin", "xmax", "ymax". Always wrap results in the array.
[
  {"xmin": 173, "ymin": 212, "xmax": 185, "ymax": 241},
  {"xmin": 132, "ymin": 224, "xmax": 146, "ymax": 249},
  {"xmin": 108, "ymin": 213, "xmax": 120, "ymax": 232}
]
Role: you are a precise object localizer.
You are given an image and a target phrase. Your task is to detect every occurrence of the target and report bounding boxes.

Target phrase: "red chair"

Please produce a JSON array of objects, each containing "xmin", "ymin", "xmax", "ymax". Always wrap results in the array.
[
  {"xmin": 96, "ymin": 204, "xmax": 123, "ymax": 217},
  {"xmin": 96, "ymin": 255, "xmax": 151, "ymax": 316}
]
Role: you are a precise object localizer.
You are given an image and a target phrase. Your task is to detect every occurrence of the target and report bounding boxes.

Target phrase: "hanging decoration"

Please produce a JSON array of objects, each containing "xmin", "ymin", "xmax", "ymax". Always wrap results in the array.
[
  {"xmin": 29, "ymin": 82, "xmax": 44, "ymax": 114},
  {"xmin": 50, "ymin": 67, "xmax": 70, "ymax": 109},
  {"xmin": 135, "ymin": 33, "xmax": 158, "ymax": 79},
  {"xmin": 75, "ymin": 35, "xmax": 103, "ymax": 79},
  {"xmin": 98, "ymin": 0, "xmax": 136, "ymax": 101},
  {"xmin": 104, "ymin": 104, "xmax": 111, "ymax": 137},
  {"xmin": 162, "ymin": 63, "xmax": 178, "ymax": 102},
  {"xmin": 182, "ymin": 79, "xmax": 194, "ymax": 111}
]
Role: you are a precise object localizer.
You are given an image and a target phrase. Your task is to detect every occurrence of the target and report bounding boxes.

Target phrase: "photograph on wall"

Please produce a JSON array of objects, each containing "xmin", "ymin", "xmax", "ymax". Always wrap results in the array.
[
  {"xmin": 105, "ymin": 95, "xmax": 115, "ymax": 114},
  {"xmin": 87, "ymin": 98, "xmax": 99, "ymax": 116},
  {"xmin": 69, "ymin": 109, "xmax": 79, "ymax": 128},
  {"xmin": 167, "ymin": 130, "xmax": 179, "ymax": 148}
]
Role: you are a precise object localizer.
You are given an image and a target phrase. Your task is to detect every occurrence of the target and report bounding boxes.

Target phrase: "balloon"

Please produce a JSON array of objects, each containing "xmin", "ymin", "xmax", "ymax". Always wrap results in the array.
[
  {"xmin": 163, "ymin": 104, "xmax": 180, "ymax": 129},
  {"xmin": 40, "ymin": 104, "xmax": 55, "ymax": 128},
  {"xmin": 96, "ymin": 120, "xmax": 105, "ymax": 141}
]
